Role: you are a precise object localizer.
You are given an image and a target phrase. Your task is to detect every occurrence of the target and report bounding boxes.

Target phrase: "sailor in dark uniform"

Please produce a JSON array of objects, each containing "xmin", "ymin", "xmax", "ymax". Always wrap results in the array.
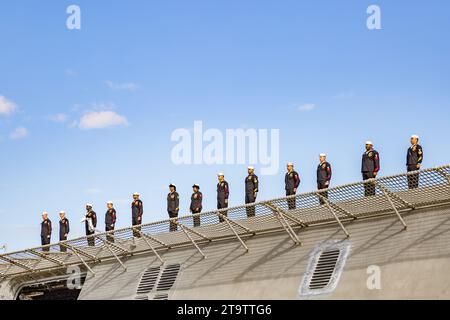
[
  {"xmin": 245, "ymin": 166, "xmax": 259, "ymax": 218},
  {"xmin": 190, "ymin": 184, "xmax": 203, "ymax": 227},
  {"xmin": 105, "ymin": 201, "xmax": 117, "ymax": 242},
  {"xmin": 84, "ymin": 203, "xmax": 97, "ymax": 247},
  {"xmin": 58, "ymin": 211, "xmax": 70, "ymax": 252},
  {"xmin": 167, "ymin": 184, "xmax": 179, "ymax": 232},
  {"xmin": 131, "ymin": 193, "xmax": 143, "ymax": 237},
  {"xmin": 217, "ymin": 173, "xmax": 230, "ymax": 222},
  {"xmin": 317, "ymin": 154, "xmax": 332, "ymax": 205},
  {"xmin": 407, "ymin": 134, "xmax": 424, "ymax": 189},
  {"xmin": 41, "ymin": 212, "xmax": 52, "ymax": 252},
  {"xmin": 285, "ymin": 163, "xmax": 300, "ymax": 210},
  {"xmin": 361, "ymin": 141, "xmax": 380, "ymax": 197}
]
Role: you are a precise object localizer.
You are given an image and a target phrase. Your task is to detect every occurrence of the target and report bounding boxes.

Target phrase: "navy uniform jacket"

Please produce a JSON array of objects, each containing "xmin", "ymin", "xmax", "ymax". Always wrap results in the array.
[
  {"xmin": 285, "ymin": 170, "xmax": 300, "ymax": 191},
  {"xmin": 105, "ymin": 208, "xmax": 117, "ymax": 227},
  {"xmin": 132, "ymin": 200, "xmax": 143, "ymax": 219},
  {"xmin": 361, "ymin": 150, "xmax": 380, "ymax": 173},
  {"xmin": 317, "ymin": 162, "xmax": 332, "ymax": 184},
  {"xmin": 245, "ymin": 174, "xmax": 259, "ymax": 195},
  {"xmin": 190, "ymin": 191, "xmax": 203, "ymax": 212},
  {"xmin": 167, "ymin": 192, "xmax": 180, "ymax": 213},
  {"xmin": 41, "ymin": 218, "xmax": 52, "ymax": 238},
  {"xmin": 407, "ymin": 144, "xmax": 423, "ymax": 167},
  {"xmin": 59, "ymin": 218, "xmax": 70, "ymax": 240},
  {"xmin": 217, "ymin": 181, "xmax": 230, "ymax": 203},
  {"xmin": 85, "ymin": 210, "xmax": 97, "ymax": 233}
]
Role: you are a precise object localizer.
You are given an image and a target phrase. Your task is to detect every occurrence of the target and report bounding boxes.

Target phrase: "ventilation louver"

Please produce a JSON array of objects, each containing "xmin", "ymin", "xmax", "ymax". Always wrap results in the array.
[
  {"xmin": 156, "ymin": 264, "xmax": 181, "ymax": 292},
  {"xmin": 136, "ymin": 267, "xmax": 160, "ymax": 295},
  {"xmin": 135, "ymin": 264, "xmax": 181, "ymax": 300},
  {"xmin": 298, "ymin": 240, "xmax": 351, "ymax": 298},
  {"xmin": 309, "ymin": 249, "xmax": 340, "ymax": 290}
]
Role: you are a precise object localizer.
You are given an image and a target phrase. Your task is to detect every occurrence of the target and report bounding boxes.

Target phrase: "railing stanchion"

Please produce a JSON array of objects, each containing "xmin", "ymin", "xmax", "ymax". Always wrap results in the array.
[
  {"xmin": 177, "ymin": 223, "xmax": 206, "ymax": 259},
  {"xmin": 316, "ymin": 193, "xmax": 350, "ymax": 238},
  {"xmin": 375, "ymin": 182, "xmax": 408, "ymax": 230}
]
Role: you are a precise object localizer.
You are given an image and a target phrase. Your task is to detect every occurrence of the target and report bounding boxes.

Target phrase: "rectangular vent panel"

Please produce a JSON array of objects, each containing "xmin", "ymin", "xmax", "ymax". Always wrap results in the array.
[{"xmin": 309, "ymin": 250, "xmax": 340, "ymax": 290}]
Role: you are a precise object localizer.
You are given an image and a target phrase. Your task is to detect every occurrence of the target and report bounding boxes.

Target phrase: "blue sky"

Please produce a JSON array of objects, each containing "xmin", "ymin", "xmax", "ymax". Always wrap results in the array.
[{"xmin": 1, "ymin": 0, "xmax": 449, "ymax": 251}]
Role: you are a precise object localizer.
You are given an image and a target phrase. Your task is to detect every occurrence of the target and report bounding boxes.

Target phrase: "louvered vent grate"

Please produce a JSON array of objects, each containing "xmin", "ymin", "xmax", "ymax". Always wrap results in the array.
[
  {"xmin": 157, "ymin": 264, "xmax": 181, "ymax": 292},
  {"xmin": 136, "ymin": 267, "xmax": 160, "ymax": 295},
  {"xmin": 135, "ymin": 264, "xmax": 181, "ymax": 300},
  {"xmin": 309, "ymin": 249, "xmax": 340, "ymax": 290}
]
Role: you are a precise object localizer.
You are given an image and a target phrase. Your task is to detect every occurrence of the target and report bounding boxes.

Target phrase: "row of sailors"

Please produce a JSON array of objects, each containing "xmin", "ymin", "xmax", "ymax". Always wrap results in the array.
[{"xmin": 40, "ymin": 135, "xmax": 423, "ymax": 250}]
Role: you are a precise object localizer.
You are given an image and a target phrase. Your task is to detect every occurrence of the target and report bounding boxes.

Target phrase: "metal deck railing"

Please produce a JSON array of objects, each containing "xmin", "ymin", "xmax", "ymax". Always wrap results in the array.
[{"xmin": 1, "ymin": 165, "xmax": 450, "ymax": 279}]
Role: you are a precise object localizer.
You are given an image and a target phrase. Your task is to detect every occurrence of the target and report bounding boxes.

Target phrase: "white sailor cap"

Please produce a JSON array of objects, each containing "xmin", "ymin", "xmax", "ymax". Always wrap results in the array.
[
  {"xmin": 319, "ymin": 153, "xmax": 327, "ymax": 157},
  {"xmin": 287, "ymin": 162, "xmax": 294, "ymax": 166},
  {"xmin": 59, "ymin": 210, "xmax": 66, "ymax": 214},
  {"xmin": 86, "ymin": 203, "xmax": 93, "ymax": 207},
  {"xmin": 247, "ymin": 166, "xmax": 254, "ymax": 170},
  {"xmin": 217, "ymin": 172, "xmax": 225, "ymax": 177},
  {"xmin": 133, "ymin": 192, "xmax": 139, "ymax": 196},
  {"xmin": 365, "ymin": 141, "xmax": 373, "ymax": 145},
  {"xmin": 107, "ymin": 201, "xmax": 113, "ymax": 205},
  {"xmin": 42, "ymin": 211, "xmax": 48, "ymax": 215},
  {"xmin": 411, "ymin": 134, "xmax": 419, "ymax": 139}
]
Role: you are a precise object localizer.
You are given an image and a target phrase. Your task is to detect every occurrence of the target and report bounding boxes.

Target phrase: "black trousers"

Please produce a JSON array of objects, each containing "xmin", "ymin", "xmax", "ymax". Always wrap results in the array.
[
  {"xmin": 192, "ymin": 208, "xmax": 201, "ymax": 227},
  {"xmin": 317, "ymin": 183, "xmax": 329, "ymax": 205},
  {"xmin": 41, "ymin": 236, "xmax": 50, "ymax": 251},
  {"xmin": 218, "ymin": 201, "xmax": 228, "ymax": 222},
  {"xmin": 407, "ymin": 165, "xmax": 420, "ymax": 189},
  {"xmin": 106, "ymin": 225, "xmax": 115, "ymax": 243},
  {"xmin": 168, "ymin": 211, "xmax": 178, "ymax": 232},
  {"xmin": 362, "ymin": 172, "xmax": 376, "ymax": 197},
  {"xmin": 86, "ymin": 230, "xmax": 95, "ymax": 247},
  {"xmin": 245, "ymin": 193, "xmax": 257, "ymax": 218},
  {"xmin": 59, "ymin": 236, "xmax": 67, "ymax": 252},
  {"xmin": 132, "ymin": 216, "xmax": 141, "ymax": 238},
  {"xmin": 286, "ymin": 189, "xmax": 296, "ymax": 210}
]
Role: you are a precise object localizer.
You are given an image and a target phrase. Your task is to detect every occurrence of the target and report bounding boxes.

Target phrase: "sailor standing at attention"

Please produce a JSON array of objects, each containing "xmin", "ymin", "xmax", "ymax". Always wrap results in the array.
[
  {"xmin": 105, "ymin": 201, "xmax": 117, "ymax": 242},
  {"xmin": 245, "ymin": 166, "xmax": 259, "ymax": 218},
  {"xmin": 190, "ymin": 184, "xmax": 203, "ymax": 227},
  {"xmin": 361, "ymin": 141, "xmax": 380, "ymax": 197},
  {"xmin": 407, "ymin": 134, "xmax": 424, "ymax": 189},
  {"xmin": 285, "ymin": 162, "xmax": 300, "ymax": 210},
  {"xmin": 317, "ymin": 154, "xmax": 332, "ymax": 205},
  {"xmin": 41, "ymin": 212, "xmax": 52, "ymax": 251},
  {"xmin": 131, "ymin": 193, "xmax": 143, "ymax": 237},
  {"xmin": 58, "ymin": 211, "xmax": 70, "ymax": 252},
  {"xmin": 167, "ymin": 184, "xmax": 180, "ymax": 232},
  {"xmin": 217, "ymin": 173, "xmax": 230, "ymax": 222}
]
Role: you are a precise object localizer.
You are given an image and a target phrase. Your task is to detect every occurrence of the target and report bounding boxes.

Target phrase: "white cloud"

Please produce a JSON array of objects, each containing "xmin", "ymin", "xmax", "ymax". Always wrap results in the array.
[
  {"xmin": 0, "ymin": 96, "xmax": 17, "ymax": 116},
  {"xmin": 78, "ymin": 111, "xmax": 129, "ymax": 130},
  {"xmin": 105, "ymin": 80, "xmax": 138, "ymax": 91},
  {"xmin": 49, "ymin": 113, "xmax": 68, "ymax": 123},
  {"xmin": 298, "ymin": 103, "xmax": 318, "ymax": 112},
  {"xmin": 10, "ymin": 127, "xmax": 29, "ymax": 140}
]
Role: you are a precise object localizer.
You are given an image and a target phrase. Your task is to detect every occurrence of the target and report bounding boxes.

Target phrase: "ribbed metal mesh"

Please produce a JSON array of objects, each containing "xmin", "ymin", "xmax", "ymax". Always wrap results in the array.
[{"xmin": 1, "ymin": 165, "xmax": 449, "ymax": 278}]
